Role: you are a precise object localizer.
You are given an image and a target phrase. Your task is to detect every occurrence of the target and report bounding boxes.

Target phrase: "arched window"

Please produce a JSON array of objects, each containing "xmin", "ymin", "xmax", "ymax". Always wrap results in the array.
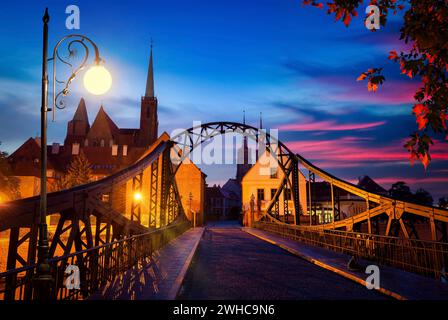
[
  {"xmin": 84, "ymin": 139, "xmax": 89, "ymax": 147},
  {"xmin": 100, "ymin": 139, "xmax": 105, "ymax": 147}
]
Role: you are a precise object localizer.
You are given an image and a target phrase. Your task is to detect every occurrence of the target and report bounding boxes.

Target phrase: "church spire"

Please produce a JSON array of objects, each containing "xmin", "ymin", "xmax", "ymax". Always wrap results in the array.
[
  {"xmin": 72, "ymin": 98, "xmax": 89, "ymax": 123},
  {"xmin": 145, "ymin": 40, "xmax": 155, "ymax": 98},
  {"xmin": 259, "ymin": 112, "xmax": 263, "ymax": 129}
]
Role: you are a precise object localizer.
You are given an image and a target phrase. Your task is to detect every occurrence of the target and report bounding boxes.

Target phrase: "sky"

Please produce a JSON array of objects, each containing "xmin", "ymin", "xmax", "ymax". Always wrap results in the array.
[{"xmin": 0, "ymin": 0, "xmax": 447, "ymax": 201}]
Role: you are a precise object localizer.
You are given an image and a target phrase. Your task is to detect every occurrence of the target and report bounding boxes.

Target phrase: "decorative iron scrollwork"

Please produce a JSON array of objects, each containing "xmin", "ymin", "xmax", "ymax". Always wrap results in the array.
[{"xmin": 50, "ymin": 35, "xmax": 101, "ymax": 120}]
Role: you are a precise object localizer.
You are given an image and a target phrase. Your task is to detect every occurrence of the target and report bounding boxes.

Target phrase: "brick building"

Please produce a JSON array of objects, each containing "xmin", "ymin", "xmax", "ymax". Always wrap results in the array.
[{"xmin": 7, "ymin": 46, "xmax": 206, "ymax": 221}]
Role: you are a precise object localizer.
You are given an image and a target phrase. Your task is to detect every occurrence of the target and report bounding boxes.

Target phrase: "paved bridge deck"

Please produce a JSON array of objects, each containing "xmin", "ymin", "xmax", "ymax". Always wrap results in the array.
[
  {"xmin": 89, "ymin": 227, "xmax": 204, "ymax": 300},
  {"xmin": 243, "ymin": 227, "xmax": 448, "ymax": 300},
  {"xmin": 89, "ymin": 222, "xmax": 448, "ymax": 300},
  {"xmin": 177, "ymin": 223, "xmax": 387, "ymax": 299}
]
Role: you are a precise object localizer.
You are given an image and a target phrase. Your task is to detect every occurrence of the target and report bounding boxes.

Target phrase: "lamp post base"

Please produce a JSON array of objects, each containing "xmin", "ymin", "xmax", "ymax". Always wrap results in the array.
[
  {"xmin": 33, "ymin": 240, "xmax": 54, "ymax": 300},
  {"xmin": 33, "ymin": 270, "xmax": 54, "ymax": 300}
]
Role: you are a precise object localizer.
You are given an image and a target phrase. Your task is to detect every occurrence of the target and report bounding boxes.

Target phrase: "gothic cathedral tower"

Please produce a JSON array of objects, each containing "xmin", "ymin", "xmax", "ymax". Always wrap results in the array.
[{"xmin": 139, "ymin": 43, "xmax": 158, "ymax": 147}]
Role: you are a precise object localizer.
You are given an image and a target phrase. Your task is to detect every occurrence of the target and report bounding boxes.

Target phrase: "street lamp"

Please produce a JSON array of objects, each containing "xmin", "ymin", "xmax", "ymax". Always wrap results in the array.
[
  {"xmin": 133, "ymin": 192, "xmax": 143, "ymax": 202},
  {"xmin": 34, "ymin": 8, "xmax": 112, "ymax": 300}
]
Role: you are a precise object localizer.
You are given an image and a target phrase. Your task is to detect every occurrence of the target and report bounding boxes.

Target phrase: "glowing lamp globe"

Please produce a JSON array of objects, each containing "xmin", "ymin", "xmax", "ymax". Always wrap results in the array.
[
  {"xmin": 83, "ymin": 65, "xmax": 112, "ymax": 95},
  {"xmin": 133, "ymin": 192, "xmax": 142, "ymax": 202}
]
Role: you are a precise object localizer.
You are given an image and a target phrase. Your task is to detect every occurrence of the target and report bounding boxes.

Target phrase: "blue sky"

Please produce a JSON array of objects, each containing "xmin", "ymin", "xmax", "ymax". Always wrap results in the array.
[{"xmin": 0, "ymin": 0, "xmax": 447, "ymax": 200}]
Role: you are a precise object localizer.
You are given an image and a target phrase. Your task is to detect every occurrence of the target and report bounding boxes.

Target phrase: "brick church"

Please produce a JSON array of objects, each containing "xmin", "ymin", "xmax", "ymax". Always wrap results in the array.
[{"xmin": 8, "ymin": 46, "xmax": 160, "ymax": 197}]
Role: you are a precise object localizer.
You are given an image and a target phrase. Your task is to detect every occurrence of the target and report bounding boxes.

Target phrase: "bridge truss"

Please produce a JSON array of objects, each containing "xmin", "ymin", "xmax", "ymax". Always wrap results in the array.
[
  {"xmin": 171, "ymin": 122, "xmax": 448, "ymax": 242},
  {"xmin": 0, "ymin": 137, "xmax": 187, "ymax": 299},
  {"xmin": 1, "ymin": 122, "xmax": 447, "ymax": 300}
]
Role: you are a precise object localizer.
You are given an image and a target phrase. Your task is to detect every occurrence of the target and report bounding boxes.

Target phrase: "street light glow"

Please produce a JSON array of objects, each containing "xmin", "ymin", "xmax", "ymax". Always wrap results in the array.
[
  {"xmin": 133, "ymin": 192, "xmax": 142, "ymax": 201},
  {"xmin": 83, "ymin": 65, "xmax": 112, "ymax": 95}
]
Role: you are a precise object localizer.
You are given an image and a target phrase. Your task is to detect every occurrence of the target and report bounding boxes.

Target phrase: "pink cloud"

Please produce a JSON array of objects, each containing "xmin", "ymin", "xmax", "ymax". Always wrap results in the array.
[
  {"xmin": 373, "ymin": 177, "xmax": 448, "ymax": 186},
  {"xmin": 332, "ymin": 80, "xmax": 420, "ymax": 105},
  {"xmin": 279, "ymin": 120, "xmax": 386, "ymax": 131},
  {"xmin": 308, "ymin": 76, "xmax": 420, "ymax": 106},
  {"xmin": 287, "ymin": 137, "xmax": 448, "ymax": 166}
]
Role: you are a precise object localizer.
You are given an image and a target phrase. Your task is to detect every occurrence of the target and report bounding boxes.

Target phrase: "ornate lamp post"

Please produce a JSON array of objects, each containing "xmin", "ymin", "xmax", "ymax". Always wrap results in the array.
[{"xmin": 34, "ymin": 8, "xmax": 112, "ymax": 300}]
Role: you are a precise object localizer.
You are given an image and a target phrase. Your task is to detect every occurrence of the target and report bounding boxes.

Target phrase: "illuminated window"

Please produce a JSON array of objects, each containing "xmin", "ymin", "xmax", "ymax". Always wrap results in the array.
[
  {"xmin": 112, "ymin": 145, "xmax": 118, "ymax": 156},
  {"xmin": 101, "ymin": 194, "xmax": 110, "ymax": 203},
  {"xmin": 72, "ymin": 143, "xmax": 80, "ymax": 155},
  {"xmin": 123, "ymin": 145, "xmax": 128, "ymax": 156},
  {"xmin": 100, "ymin": 139, "xmax": 105, "ymax": 147}
]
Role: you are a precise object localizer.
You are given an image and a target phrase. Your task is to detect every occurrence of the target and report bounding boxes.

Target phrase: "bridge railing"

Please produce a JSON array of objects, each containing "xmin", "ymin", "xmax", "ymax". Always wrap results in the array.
[
  {"xmin": 254, "ymin": 221, "xmax": 448, "ymax": 279},
  {"xmin": 0, "ymin": 220, "xmax": 190, "ymax": 301}
]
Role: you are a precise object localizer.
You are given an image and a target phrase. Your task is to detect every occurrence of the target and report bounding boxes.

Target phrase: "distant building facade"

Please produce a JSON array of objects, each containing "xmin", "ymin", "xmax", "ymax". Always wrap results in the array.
[
  {"xmin": 306, "ymin": 175, "xmax": 387, "ymax": 224},
  {"xmin": 241, "ymin": 151, "xmax": 308, "ymax": 225},
  {"xmin": 7, "ymin": 46, "xmax": 206, "ymax": 224},
  {"xmin": 175, "ymin": 157, "xmax": 207, "ymax": 226},
  {"xmin": 205, "ymin": 184, "xmax": 240, "ymax": 220}
]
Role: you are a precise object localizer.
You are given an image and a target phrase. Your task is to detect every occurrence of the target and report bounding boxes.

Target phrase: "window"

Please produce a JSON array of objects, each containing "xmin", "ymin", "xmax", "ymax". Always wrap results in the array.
[
  {"xmin": 284, "ymin": 188, "xmax": 292, "ymax": 201},
  {"xmin": 84, "ymin": 139, "xmax": 89, "ymax": 147},
  {"xmin": 72, "ymin": 143, "xmax": 80, "ymax": 155},
  {"xmin": 46, "ymin": 170, "xmax": 55, "ymax": 178},
  {"xmin": 257, "ymin": 188, "xmax": 265, "ymax": 201},
  {"xmin": 109, "ymin": 139, "xmax": 114, "ymax": 147},
  {"xmin": 123, "ymin": 145, "xmax": 128, "ymax": 156},
  {"xmin": 270, "ymin": 168, "xmax": 278, "ymax": 179},
  {"xmin": 100, "ymin": 139, "xmax": 105, "ymax": 147},
  {"xmin": 101, "ymin": 194, "xmax": 110, "ymax": 203},
  {"xmin": 270, "ymin": 189, "xmax": 277, "ymax": 200},
  {"xmin": 111, "ymin": 145, "xmax": 118, "ymax": 156}
]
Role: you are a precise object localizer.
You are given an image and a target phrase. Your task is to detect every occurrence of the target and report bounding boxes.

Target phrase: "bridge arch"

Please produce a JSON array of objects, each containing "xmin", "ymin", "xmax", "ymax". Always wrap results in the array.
[
  {"xmin": 169, "ymin": 122, "xmax": 448, "ymax": 241},
  {"xmin": 170, "ymin": 122, "xmax": 302, "ymax": 224}
]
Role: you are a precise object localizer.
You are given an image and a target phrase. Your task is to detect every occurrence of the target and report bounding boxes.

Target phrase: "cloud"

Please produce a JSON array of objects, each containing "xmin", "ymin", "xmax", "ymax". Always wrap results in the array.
[
  {"xmin": 287, "ymin": 136, "xmax": 448, "ymax": 166},
  {"xmin": 279, "ymin": 120, "xmax": 386, "ymax": 131}
]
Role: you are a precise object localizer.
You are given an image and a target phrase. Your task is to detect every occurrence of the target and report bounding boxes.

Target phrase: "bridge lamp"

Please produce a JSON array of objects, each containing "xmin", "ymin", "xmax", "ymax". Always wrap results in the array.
[
  {"xmin": 35, "ymin": 8, "xmax": 112, "ymax": 300},
  {"xmin": 133, "ymin": 192, "xmax": 143, "ymax": 202},
  {"xmin": 83, "ymin": 64, "xmax": 112, "ymax": 95}
]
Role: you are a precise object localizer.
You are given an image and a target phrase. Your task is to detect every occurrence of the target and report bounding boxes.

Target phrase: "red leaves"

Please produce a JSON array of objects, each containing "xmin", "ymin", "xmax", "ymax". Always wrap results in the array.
[
  {"xmin": 422, "ymin": 153, "xmax": 430, "ymax": 170},
  {"xmin": 302, "ymin": 0, "xmax": 448, "ymax": 171},
  {"xmin": 388, "ymin": 50, "xmax": 398, "ymax": 60},
  {"xmin": 367, "ymin": 82, "xmax": 378, "ymax": 92},
  {"xmin": 441, "ymin": 112, "xmax": 448, "ymax": 130},
  {"xmin": 302, "ymin": 0, "xmax": 323, "ymax": 9},
  {"xmin": 413, "ymin": 104, "xmax": 429, "ymax": 130},
  {"xmin": 404, "ymin": 133, "xmax": 433, "ymax": 170},
  {"xmin": 425, "ymin": 53, "xmax": 435, "ymax": 64},
  {"xmin": 357, "ymin": 68, "xmax": 385, "ymax": 93},
  {"xmin": 356, "ymin": 74, "xmax": 367, "ymax": 81},
  {"xmin": 343, "ymin": 12, "xmax": 352, "ymax": 27}
]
